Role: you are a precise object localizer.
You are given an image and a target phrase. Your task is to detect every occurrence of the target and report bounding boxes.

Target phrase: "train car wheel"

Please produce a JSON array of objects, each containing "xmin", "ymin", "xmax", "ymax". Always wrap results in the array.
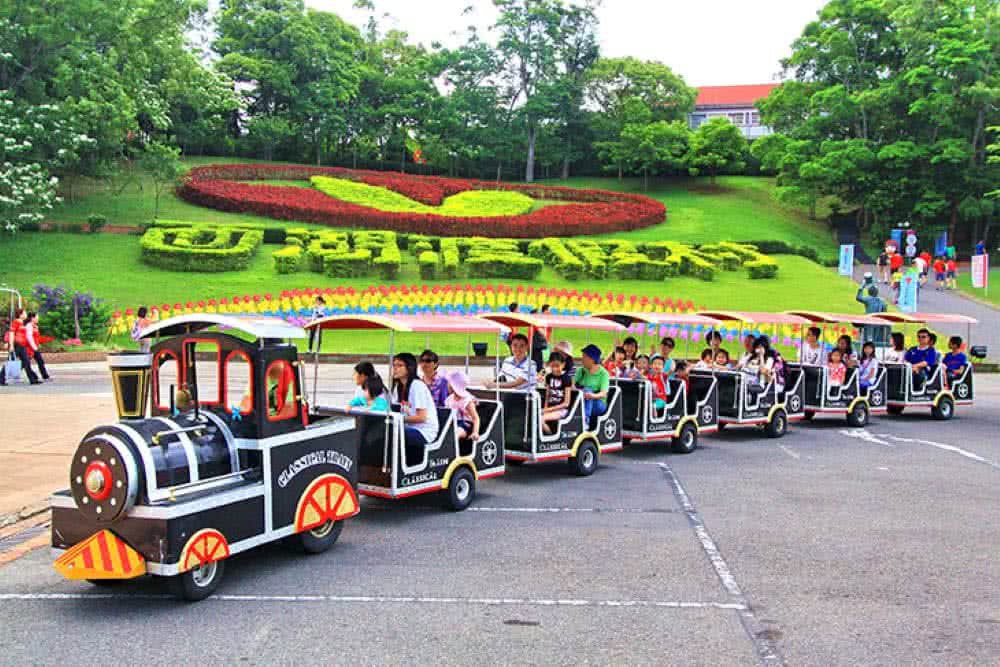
[
  {"xmin": 444, "ymin": 467, "xmax": 476, "ymax": 511},
  {"xmin": 671, "ymin": 423, "xmax": 698, "ymax": 454},
  {"xmin": 765, "ymin": 410, "xmax": 788, "ymax": 438},
  {"xmin": 846, "ymin": 403, "xmax": 869, "ymax": 428},
  {"xmin": 285, "ymin": 519, "xmax": 345, "ymax": 554},
  {"xmin": 931, "ymin": 396, "xmax": 954, "ymax": 421},
  {"xmin": 570, "ymin": 440, "xmax": 599, "ymax": 476},
  {"xmin": 886, "ymin": 405, "xmax": 904, "ymax": 416},
  {"xmin": 168, "ymin": 559, "xmax": 225, "ymax": 602}
]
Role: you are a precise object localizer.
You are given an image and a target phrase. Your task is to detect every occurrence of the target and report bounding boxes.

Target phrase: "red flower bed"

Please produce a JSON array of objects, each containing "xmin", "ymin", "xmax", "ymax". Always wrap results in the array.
[{"xmin": 178, "ymin": 164, "xmax": 666, "ymax": 238}]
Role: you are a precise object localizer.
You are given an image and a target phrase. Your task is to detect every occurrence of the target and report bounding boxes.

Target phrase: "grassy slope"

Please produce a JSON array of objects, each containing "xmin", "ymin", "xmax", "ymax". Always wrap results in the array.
[
  {"xmin": 6, "ymin": 157, "xmax": 862, "ymax": 352},
  {"xmin": 956, "ymin": 268, "xmax": 1000, "ymax": 306}
]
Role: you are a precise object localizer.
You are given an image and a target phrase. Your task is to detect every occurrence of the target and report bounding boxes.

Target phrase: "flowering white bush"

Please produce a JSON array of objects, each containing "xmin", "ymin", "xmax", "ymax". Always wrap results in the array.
[{"xmin": 0, "ymin": 91, "xmax": 96, "ymax": 233}]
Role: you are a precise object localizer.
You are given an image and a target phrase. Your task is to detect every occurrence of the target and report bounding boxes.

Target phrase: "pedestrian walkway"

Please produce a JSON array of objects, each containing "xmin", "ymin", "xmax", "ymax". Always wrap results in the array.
[{"xmin": 860, "ymin": 264, "xmax": 998, "ymax": 359}]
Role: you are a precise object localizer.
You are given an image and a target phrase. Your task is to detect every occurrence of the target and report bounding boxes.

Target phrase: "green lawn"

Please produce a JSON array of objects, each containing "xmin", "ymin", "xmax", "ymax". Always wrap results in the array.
[
  {"xmin": 956, "ymin": 267, "xmax": 999, "ymax": 306},
  {"xmin": 0, "ymin": 232, "xmax": 858, "ymax": 314},
  {"xmin": 49, "ymin": 159, "xmax": 838, "ymax": 257}
]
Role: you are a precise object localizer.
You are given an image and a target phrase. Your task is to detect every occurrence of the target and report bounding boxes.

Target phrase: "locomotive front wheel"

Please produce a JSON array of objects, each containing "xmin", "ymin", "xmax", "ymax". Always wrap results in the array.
[
  {"xmin": 169, "ymin": 559, "xmax": 225, "ymax": 602},
  {"xmin": 444, "ymin": 467, "xmax": 476, "ymax": 511},
  {"xmin": 284, "ymin": 519, "xmax": 345, "ymax": 554},
  {"xmin": 671, "ymin": 423, "xmax": 698, "ymax": 454},
  {"xmin": 847, "ymin": 403, "xmax": 869, "ymax": 428},
  {"xmin": 570, "ymin": 441, "xmax": 599, "ymax": 476}
]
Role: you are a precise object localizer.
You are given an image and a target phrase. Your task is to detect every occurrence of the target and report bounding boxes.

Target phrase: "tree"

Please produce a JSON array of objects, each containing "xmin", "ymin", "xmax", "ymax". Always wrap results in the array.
[
  {"xmin": 548, "ymin": 2, "xmax": 600, "ymax": 178},
  {"xmin": 615, "ymin": 120, "xmax": 690, "ymax": 191},
  {"xmin": 139, "ymin": 142, "xmax": 183, "ymax": 219},
  {"xmin": 687, "ymin": 117, "xmax": 747, "ymax": 182},
  {"xmin": 586, "ymin": 57, "xmax": 696, "ymax": 179},
  {"xmin": 758, "ymin": 0, "xmax": 998, "ymax": 246},
  {"xmin": 493, "ymin": 0, "xmax": 565, "ymax": 183}
]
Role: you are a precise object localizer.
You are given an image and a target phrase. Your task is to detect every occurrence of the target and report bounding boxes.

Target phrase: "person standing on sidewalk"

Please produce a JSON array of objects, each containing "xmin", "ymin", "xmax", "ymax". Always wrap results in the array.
[
  {"xmin": 7, "ymin": 309, "xmax": 39, "ymax": 385},
  {"xmin": 877, "ymin": 248, "xmax": 890, "ymax": 284},
  {"xmin": 946, "ymin": 256, "xmax": 958, "ymax": 290},
  {"xmin": 25, "ymin": 312, "xmax": 51, "ymax": 382}
]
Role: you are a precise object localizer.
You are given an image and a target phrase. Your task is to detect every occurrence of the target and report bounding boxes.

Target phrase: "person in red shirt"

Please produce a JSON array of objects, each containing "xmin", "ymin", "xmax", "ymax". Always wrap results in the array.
[
  {"xmin": 946, "ymin": 257, "xmax": 958, "ymax": 289},
  {"xmin": 889, "ymin": 251, "xmax": 904, "ymax": 272},
  {"xmin": 25, "ymin": 312, "xmax": 51, "ymax": 382},
  {"xmin": 932, "ymin": 257, "xmax": 947, "ymax": 291},
  {"xmin": 5, "ymin": 308, "xmax": 39, "ymax": 385}
]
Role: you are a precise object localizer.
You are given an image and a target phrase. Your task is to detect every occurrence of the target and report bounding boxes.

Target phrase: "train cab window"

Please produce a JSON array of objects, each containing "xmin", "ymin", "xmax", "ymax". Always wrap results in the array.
[
  {"xmin": 225, "ymin": 351, "xmax": 253, "ymax": 415},
  {"xmin": 184, "ymin": 340, "xmax": 221, "ymax": 405},
  {"xmin": 265, "ymin": 360, "xmax": 298, "ymax": 421},
  {"xmin": 155, "ymin": 350, "xmax": 180, "ymax": 411}
]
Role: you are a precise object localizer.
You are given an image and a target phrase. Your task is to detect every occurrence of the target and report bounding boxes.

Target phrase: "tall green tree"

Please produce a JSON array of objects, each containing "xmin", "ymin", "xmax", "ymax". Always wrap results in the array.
[
  {"xmin": 585, "ymin": 57, "xmax": 696, "ymax": 178},
  {"xmin": 759, "ymin": 0, "xmax": 998, "ymax": 245},
  {"xmin": 687, "ymin": 117, "xmax": 747, "ymax": 182}
]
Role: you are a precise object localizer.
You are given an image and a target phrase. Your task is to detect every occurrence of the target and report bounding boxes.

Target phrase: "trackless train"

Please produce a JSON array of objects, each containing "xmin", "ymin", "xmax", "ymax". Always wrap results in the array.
[{"xmin": 50, "ymin": 310, "xmax": 980, "ymax": 599}]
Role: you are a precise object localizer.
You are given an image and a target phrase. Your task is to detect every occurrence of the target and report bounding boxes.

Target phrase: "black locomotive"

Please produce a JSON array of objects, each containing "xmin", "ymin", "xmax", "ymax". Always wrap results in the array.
[{"xmin": 52, "ymin": 315, "xmax": 360, "ymax": 600}]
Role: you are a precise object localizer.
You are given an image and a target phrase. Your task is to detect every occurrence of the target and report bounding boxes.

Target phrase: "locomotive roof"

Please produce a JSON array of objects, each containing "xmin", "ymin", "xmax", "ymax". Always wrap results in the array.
[
  {"xmin": 306, "ymin": 313, "xmax": 509, "ymax": 334},
  {"xmin": 139, "ymin": 314, "xmax": 307, "ymax": 340}
]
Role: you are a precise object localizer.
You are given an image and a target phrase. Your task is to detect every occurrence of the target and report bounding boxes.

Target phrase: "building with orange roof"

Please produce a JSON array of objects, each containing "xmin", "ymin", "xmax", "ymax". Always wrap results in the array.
[{"xmin": 689, "ymin": 84, "xmax": 779, "ymax": 140}]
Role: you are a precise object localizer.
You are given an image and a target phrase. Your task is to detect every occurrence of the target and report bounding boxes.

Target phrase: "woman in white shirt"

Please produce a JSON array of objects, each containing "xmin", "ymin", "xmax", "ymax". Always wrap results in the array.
[
  {"xmin": 391, "ymin": 353, "xmax": 439, "ymax": 465},
  {"xmin": 882, "ymin": 332, "xmax": 906, "ymax": 363},
  {"xmin": 799, "ymin": 326, "xmax": 825, "ymax": 365}
]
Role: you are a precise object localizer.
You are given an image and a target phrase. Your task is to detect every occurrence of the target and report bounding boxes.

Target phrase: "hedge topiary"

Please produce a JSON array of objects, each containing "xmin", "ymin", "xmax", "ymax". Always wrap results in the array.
[
  {"xmin": 273, "ymin": 244, "xmax": 304, "ymax": 273},
  {"xmin": 140, "ymin": 226, "xmax": 263, "ymax": 272},
  {"xmin": 418, "ymin": 251, "xmax": 439, "ymax": 279}
]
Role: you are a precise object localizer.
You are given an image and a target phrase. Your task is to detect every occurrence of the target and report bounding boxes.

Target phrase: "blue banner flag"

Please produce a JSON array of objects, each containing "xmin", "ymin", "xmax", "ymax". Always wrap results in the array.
[
  {"xmin": 934, "ymin": 232, "xmax": 948, "ymax": 257},
  {"xmin": 897, "ymin": 269, "xmax": 920, "ymax": 313},
  {"xmin": 838, "ymin": 244, "xmax": 855, "ymax": 277},
  {"xmin": 890, "ymin": 229, "xmax": 903, "ymax": 247}
]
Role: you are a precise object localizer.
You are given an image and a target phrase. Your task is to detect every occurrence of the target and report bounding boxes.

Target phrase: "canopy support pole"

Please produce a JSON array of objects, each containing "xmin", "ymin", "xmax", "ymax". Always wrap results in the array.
[
  {"xmin": 465, "ymin": 331, "xmax": 471, "ymax": 375},
  {"xmin": 312, "ymin": 327, "xmax": 321, "ymax": 409}
]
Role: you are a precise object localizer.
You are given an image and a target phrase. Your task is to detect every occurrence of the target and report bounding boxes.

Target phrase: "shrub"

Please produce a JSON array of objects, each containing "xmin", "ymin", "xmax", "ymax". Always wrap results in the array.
[
  {"xmin": 273, "ymin": 244, "xmax": 304, "ymax": 274},
  {"xmin": 31, "ymin": 284, "xmax": 113, "ymax": 343},
  {"xmin": 418, "ymin": 251, "xmax": 439, "ymax": 279},
  {"xmin": 440, "ymin": 238, "xmax": 460, "ymax": 278},
  {"xmin": 373, "ymin": 241, "xmax": 402, "ymax": 279},
  {"xmin": 140, "ymin": 227, "xmax": 263, "ymax": 272},
  {"xmin": 747, "ymin": 258, "xmax": 779, "ymax": 279},
  {"xmin": 528, "ymin": 238, "xmax": 584, "ymax": 280},
  {"xmin": 323, "ymin": 249, "xmax": 372, "ymax": 277},
  {"xmin": 86, "ymin": 214, "xmax": 108, "ymax": 234},
  {"xmin": 465, "ymin": 255, "xmax": 543, "ymax": 280}
]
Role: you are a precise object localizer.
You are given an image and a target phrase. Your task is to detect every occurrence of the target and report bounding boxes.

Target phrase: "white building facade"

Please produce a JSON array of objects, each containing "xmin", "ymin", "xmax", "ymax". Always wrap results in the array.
[{"xmin": 688, "ymin": 84, "xmax": 778, "ymax": 140}]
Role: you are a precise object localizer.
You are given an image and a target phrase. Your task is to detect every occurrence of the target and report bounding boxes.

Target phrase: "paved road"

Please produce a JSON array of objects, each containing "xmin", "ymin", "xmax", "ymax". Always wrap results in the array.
[
  {"xmin": 859, "ymin": 263, "xmax": 999, "ymax": 358},
  {"xmin": 0, "ymin": 367, "xmax": 998, "ymax": 665}
]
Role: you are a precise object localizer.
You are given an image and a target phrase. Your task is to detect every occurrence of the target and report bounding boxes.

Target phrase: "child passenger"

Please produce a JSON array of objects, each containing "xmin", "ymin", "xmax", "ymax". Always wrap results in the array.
[
  {"xmin": 603, "ymin": 346, "xmax": 628, "ymax": 378},
  {"xmin": 648, "ymin": 355, "xmax": 670, "ymax": 413},
  {"xmin": 346, "ymin": 375, "xmax": 389, "ymax": 413},
  {"xmin": 858, "ymin": 342, "xmax": 879, "ymax": 390},
  {"xmin": 714, "ymin": 349, "xmax": 732, "ymax": 370},
  {"xmin": 694, "ymin": 348, "xmax": 714, "ymax": 370},
  {"xmin": 445, "ymin": 371, "xmax": 480, "ymax": 441},
  {"xmin": 942, "ymin": 336, "xmax": 968, "ymax": 382},
  {"xmin": 541, "ymin": 351, "xmax": 573, "ymax": 434},
  {"xmin": 827, "ymin": 350, "xmax": 847, "ymax": 388}
]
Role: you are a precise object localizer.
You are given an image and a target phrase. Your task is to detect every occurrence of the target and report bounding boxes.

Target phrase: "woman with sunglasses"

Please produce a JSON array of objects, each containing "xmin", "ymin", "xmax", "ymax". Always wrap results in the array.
[
  {"xmin": 418, "ymin": 349, "xmax": 448, "ymax": 407},
  {"xmin": 391, "ymin": 352, "xmax": 440, "ymax": 464}
]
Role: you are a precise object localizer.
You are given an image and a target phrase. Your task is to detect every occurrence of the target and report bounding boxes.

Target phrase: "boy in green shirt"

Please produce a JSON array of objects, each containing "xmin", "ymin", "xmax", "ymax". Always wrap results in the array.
[{"xmin": 574, "ymin": 344, "xmax": 610, "ymax": 430}]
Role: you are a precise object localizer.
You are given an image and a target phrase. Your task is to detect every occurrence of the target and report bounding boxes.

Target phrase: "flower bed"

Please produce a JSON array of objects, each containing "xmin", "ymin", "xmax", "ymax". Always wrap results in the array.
[
  {"xmin": 178, "ymin": 164, "xmax": 666, "ymax": 238},
  {"xmin": 309, "ymin": 176, "xmax": 535, "ymax": 217}
]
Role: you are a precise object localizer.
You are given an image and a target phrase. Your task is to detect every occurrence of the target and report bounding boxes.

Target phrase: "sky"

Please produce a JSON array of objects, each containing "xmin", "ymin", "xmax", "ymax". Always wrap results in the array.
[{"xmin": 308, "ymin": 0, "xmax": 829, "ymax": 86}]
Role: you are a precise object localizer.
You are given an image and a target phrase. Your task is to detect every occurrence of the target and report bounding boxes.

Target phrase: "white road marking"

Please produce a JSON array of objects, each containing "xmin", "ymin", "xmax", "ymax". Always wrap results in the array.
[
  {"xmin": 658, "ymin": 463, "xmax": 785, "ymax": 666},
  {"xmin": 364, "ymin": 505, "xmax": 676, "ymax": 514},
  {"xmin": 0, "ymin": 592, "xmax": 746, "ymax": 610},
  {"xmin": 839, "ymin": 429, "xmax": 894, "ymax": 447},
  {"xmin": 777, "ymin": 444, "xmax": 800, "ymax": 460},
  {"xmin": 876, "ymin": 434, "xmax": 1000, "ymax": 470}
]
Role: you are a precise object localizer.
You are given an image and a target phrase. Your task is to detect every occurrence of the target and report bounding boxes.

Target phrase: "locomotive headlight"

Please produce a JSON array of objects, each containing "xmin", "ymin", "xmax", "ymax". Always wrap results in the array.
[{"xmin": 84, "ymin": 462, "xmax": 112, "ymax": 501}]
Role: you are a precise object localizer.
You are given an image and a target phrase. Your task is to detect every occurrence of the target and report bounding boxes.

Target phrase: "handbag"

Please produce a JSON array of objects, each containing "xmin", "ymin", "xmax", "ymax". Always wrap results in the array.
[{"xmin": 5, "ymin": 352, "xmax": 21, "ymax": 380}]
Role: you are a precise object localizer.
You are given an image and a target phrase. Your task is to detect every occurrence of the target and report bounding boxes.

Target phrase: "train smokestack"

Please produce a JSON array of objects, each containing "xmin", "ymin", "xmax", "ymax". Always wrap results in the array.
[{"xmin": 107, "ymin": 352, "xmax": 152, "ymax": 420}]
